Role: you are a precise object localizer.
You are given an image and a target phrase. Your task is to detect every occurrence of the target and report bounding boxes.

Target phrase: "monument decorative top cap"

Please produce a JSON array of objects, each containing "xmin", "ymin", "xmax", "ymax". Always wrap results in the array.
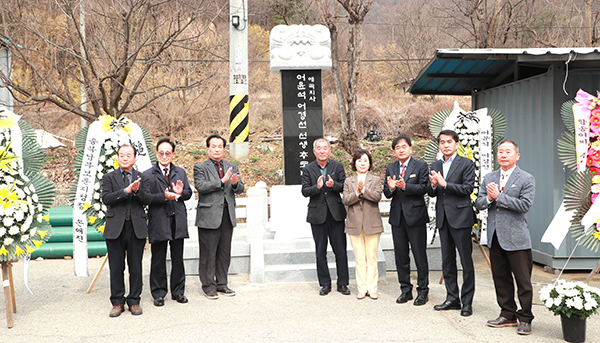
[{"xmin": 270, "ymin": 24, "xmax": 331, "ymax": 73}]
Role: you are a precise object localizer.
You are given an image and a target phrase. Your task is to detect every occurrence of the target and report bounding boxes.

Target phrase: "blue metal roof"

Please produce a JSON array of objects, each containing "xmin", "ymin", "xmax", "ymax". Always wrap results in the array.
[{"xmin": 409, "ymin": 48, "xmax": 600, "ymax": 95}]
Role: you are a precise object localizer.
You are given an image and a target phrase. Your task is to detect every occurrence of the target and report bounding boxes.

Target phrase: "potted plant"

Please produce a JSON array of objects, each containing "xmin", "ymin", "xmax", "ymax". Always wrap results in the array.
[{"xmin": 539, "ymin": 279, "xmax": 600, "ymax": 342}]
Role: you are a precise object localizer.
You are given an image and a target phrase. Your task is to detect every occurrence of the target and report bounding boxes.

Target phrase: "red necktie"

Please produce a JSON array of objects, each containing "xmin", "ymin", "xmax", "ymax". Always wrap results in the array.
[
  {"xmin": 218, "ymin": 162, "xmax": 224, "ymax": 178},
  {"xmin": 164, "ymin": 168, "xmax": 169, "ymax": 184},
  {"xmin": 400, "ymin": 164, "xmax": 406, "ymax": 179}
]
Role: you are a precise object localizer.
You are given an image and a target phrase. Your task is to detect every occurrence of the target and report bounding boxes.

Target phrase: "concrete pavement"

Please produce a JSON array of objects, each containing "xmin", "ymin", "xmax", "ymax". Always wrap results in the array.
[{"xmin": 2, "ymin": 247, "xmax": 600, "ymax": 342}]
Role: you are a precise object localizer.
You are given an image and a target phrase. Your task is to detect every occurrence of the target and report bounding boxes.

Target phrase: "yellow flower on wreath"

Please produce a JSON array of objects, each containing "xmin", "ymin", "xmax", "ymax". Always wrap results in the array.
[
  {"xmin": 593, "ymin": 230, "xmax": 600, "ymax": 241},
  {"xmin": 0, "ymin": 109, "xmax": 17, "ymax": 129},
  {"xmin": 99, "ymin": 115, "xmax": 133, "ymax": 134}
]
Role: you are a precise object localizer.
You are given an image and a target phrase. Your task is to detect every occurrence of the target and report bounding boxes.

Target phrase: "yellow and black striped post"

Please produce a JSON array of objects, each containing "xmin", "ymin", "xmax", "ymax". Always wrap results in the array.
[{"xmin": 229, "ymin": 94, "xmax": 249, "ymax": 143}]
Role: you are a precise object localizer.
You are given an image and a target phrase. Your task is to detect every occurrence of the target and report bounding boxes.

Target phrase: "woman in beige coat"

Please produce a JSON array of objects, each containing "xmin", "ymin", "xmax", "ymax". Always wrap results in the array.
[{"xmin": 342, "ymin": 149, "xmax": 384, "ymax": 299}]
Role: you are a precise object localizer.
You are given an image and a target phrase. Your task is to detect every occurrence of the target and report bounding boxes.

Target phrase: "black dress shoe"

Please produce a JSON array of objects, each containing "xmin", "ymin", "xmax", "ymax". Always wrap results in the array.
[
  {"xmin": 216, "ymin": 287, "xmax": 236, "ymax": 296},
  {"xmin": 337, "ymin": 285, "xmax": 351, "ymax": 295},
  {"xmin": 396, "ymin": 292, "xmax": 413, "ymax": 304},
  {"xmin": 413, "ymin": 294, "xmax": 428, "ymax": 306},
  {"xmin": 487, "ymin": 316, "xmax": 518, "ymax": 327},
  {"xmin": 517, "ymin": 321, "xmax": 532, "ymax": 335},
  {"xmin": 319, "ymin": 286, "xmax": 332, "ymax": 296},
  {"xmin": 172, "ymin": 294, "xmax": 188, "ymax": 303},
  {"xmin": 153, "ymin": 297, "xmax": 165, "ymax": 307},
  {"xmin": 460, "ymin": 304, "xmax": 473, "ymax": 316},
  {"xmin": 433, "ymin": 300, "xmax": 461, "ymax": 311}
]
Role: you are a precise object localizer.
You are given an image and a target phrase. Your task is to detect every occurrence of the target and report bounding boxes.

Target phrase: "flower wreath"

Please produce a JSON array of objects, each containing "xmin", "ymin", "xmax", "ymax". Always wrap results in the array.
[
  {"xmin": 69, "ymin": 115, "xmax": 155, "ymax": 235},
  {"xmin": 556, "ymin": 89, "xmax": 600, "ymax": 252},
  {"xmin": 0, "ymin": 109, "xmax": 55, "ymax": 262},
  {"xmin": 424, "ymin": 102, "xmax": 506, "ymax": 244}
]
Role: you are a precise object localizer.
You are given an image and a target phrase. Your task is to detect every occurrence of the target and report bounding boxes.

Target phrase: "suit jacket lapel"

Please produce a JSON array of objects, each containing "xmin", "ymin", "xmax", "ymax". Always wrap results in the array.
[
  {"xmin": 503, "ymin": 166, "xmax": 521, "ymax": 191},
  {"xmin": 206, "ymin": 160, "xmax": 220, "ymax": 181},
  {"xmin": 444, "ymin": 155, "xmax": 461, "ymax": 180},
  {"xmin": 404, "ymin": 159, "xmax": 416, "ymax": 180}
]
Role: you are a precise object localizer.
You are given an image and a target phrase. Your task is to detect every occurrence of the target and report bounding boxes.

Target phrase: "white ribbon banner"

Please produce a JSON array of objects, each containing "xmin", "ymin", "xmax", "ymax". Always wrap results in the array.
[{"xmin": 72, "ymin": 120, "xmax": 152, "ymax": 277}]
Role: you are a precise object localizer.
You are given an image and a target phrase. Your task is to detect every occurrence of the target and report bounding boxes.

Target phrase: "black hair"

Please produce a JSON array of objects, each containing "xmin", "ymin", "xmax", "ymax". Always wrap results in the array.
[
  {"xmin": 156, "ymin": 138, "xmax": 176, "ymax": 152},
  {"xmin": 118, "ymin": 144, "xmax": 137, "ymax": 156},
  {"xmin": 392, "ymin": 136, "xmax": 412, "ymax": 149},
  {"xmin": 206, "ymin": 134, "xmax": 227, "ymax": 148},
  {"xmin": 437, "ymin": 129, "xmax": 460, "ymax": 143}
]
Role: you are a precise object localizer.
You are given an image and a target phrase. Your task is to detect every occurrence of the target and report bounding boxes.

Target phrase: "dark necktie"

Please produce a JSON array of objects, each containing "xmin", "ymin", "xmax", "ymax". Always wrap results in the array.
[
  {"xmin": 164, "ymin": 167, "xmax": 169, "ymax": 184},
  {"xmin": 123, "ymin": 171, "xmax": 131, "ymax": 219},
  {"xmin": 218, "ymin": 161, "xmax": 224, "ymax": 178}
]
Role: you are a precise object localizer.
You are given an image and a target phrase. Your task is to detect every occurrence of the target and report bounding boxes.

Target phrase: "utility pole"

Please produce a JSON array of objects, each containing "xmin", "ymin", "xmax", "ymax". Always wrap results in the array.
[{"xmin": 229, "ymin": 0, "xmax": 249, "ymax": 160}]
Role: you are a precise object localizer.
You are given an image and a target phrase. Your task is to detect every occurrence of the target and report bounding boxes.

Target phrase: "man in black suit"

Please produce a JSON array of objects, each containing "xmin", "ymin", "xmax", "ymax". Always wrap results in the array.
[
  {"xmin": 144, "ymin": 138, "xmax": 193, "ymax": 307},
  {"xmin": 301, "ymin": 138, "xmax": 350, "ymax": 296},
  {"xmin": 384, "ymin": 136, "xmax": 430, "ymax": 306},
  {"xmin": 101, "ymin": 144, "xmax": 151, "ymax": 317},
  {"xmin": 427, "ymin": 129, "xmax": 476, "ymax": 317}
]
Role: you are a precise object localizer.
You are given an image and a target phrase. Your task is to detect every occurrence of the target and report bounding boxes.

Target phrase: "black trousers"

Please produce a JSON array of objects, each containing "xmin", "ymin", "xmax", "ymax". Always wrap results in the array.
[
  {"xmin": 489, "ymin": 234, "xmax": 534, "ymax": 323},
  {"xmin": 392, "ymin": 214, "xmax": 429, "ymax": 295},
  {"xmin": 198, "ymin": 208, "xmax": 233, "ymax": 293},
  {"xmin": 150, "ymin": 216, "xmax": 185, "ymax": 299},
  {"xmin": 105, "ymin": 220, "xmax": 145, "ymax": 306},
  {"xmin": 310, "ymin": 208, "xmax": 349, "ymax": 287},
  {"xmin": 439, "ymin": 218, "xmax": 475, "ymax": 305}
]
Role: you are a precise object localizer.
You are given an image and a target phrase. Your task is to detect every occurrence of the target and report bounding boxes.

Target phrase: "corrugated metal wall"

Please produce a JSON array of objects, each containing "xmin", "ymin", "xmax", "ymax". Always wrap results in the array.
[{"xmin": 473, "ymin": 64, "xmax": 600, "ymax": 269}]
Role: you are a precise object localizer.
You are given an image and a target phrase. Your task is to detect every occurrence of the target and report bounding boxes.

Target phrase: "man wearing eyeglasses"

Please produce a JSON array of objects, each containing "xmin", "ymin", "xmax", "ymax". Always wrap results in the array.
[{"xmin": 144, "ymin": 138, "xmax": 193, "ymax": 307}]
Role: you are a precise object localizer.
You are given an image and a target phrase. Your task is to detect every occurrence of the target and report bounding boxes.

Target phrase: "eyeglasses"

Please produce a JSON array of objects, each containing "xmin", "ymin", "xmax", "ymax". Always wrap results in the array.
[{"xmin": 157, "ymin": 151, "xmax": 172, "ymax": 157}]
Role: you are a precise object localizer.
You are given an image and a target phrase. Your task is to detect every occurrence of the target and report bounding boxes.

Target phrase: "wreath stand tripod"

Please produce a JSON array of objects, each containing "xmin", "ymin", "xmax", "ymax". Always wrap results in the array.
[{"xmin": 1, "ymin": 261, "xmax": 17, "ymax": 328}]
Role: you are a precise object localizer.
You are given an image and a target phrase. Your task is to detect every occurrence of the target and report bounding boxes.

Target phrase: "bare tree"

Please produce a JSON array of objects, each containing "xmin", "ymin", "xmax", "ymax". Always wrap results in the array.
[
  {"xmin": 318, "ymin": 0, "xmax": 373, "ymax": 154},
  {"xmin": 435, "ymin": 0, "xmax": 532, "ymax": 48},
  {"xmin": 0, "ymin": 0, "xmax": 225, "ymax": 122}
]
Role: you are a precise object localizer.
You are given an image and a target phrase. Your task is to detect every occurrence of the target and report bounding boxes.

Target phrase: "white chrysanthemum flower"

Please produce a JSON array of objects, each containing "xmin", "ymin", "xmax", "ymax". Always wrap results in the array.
[
  {"xmin": 24, "ymin": 185, "xmax": 31, "ymax": 195},
  {"xmin": 0, "ymin": 227, "xmax": 6, "ymax": 237},
  {"xmin": 14, "ymin": 209, "xmax": 24, "ymax": 222},
  {"xmin": 566, "ymin": 298, "xmax": 576, "ymax": 309},
  {"xmin": 15, "ymin": 188, "xmax": 25, "ymax": 198},
  {"xmin": 93, "ymin": 203, "xmax": 101, "ymax": 211},
  {"xmin": 99, "ymin": 155, "xmax": 106, "ymax": 163},
  {"xmin": 38, "ymin": 203, "xmax": 43, "ymax": 211},
  {"xmin": 106, "ymin": 148, "xmax": 114, "ymax": 155},
  {"xmin": 20, "ymin": 235, "xmax": 29, "ymax": 242},
  {"xmin": 32, "ymin": 194, "xmax": 38, "ymax": 202},
  {"xmin": 93, "ymin": 193, "xmax": 100, "ymax": 200},
  {"xmin": 29, "ymin": 184, "xmax": 35, "ymax": 193},
  {"xmin": 22, "ymin": 174, "xmax": 29, "ymax": 182},
  {"xmin": 5, "ymin": 206, "xmax": 14, "ymax": 216},
  {"xmin": 4, "ymin": 237, "xmax": 13, "ymax": 245},
  {"xmin": 101, "ymin": 204, "xmax": 107, "ymax": 211},
  {"xmin": 29, "ymin": 228, "xmax": 36, "ymax": 237},
  {"xmin": 3, "ymin": 217, "xmax": 14, "ymax": 227},
  {"xmin": 97, "ymin": 165, "xmax": 104, "ymax": 172},
  {"xmin": 545, "ymin": 298, "xmax": 554, "ymax": 308},
  {"xmin": 0, "ymin": 206, "xmax": 4, "ymax": 216},
  {"xmin": 37, "ymin": 214, "xmax": 42, "ymax": 222},
  {"xmin": 22, "ymin": 217, "xmax": 32, "ymax": 232},
  {"xmin": 98, "ymin": 211, "xmax": 105, "ymax": 219},
  {"xmin": 28, "ymin": 205, "xmax": 35, "ymax": 215},
  {"xmin": 573, "ymin": 296, "xmax": 584, "ymax": 310},
  {"xmin": 94, "ymin": 182, "xmax": 100, "ymax": 190},
  {"xmin": 97, "ymin": 172, "xmax": 104, "ymax": 179},
  {"xmin": 8, "ymin": 226, "xmax": 19, "ymax": 235},
  {"xmin": 4, "ymin": 175, "xmax": 14, "ymax": 183},
  {"xmin": 554, "ymin": 297, "xmax": 563, "ymax": 307}
]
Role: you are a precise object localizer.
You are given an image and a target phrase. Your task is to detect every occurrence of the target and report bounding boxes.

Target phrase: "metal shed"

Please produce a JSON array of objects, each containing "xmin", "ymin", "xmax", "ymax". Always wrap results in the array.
[
  {"xmin": 409, "ymin": 48, "xmax": 600, "ymax": 269},
  {"xmin": 0, "ymin": 37, "xmax": 13, "ymax": 109}
]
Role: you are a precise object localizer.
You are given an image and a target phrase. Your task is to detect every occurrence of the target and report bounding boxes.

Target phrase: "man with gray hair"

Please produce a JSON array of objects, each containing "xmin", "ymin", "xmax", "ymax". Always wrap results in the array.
[
  {"xmin": 475, "ymin": 140, "xmax": 536, "ymax": 335},
  {"xmin": 301, "ymin": 138, "xmax": 350, "ymax": 296}
]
